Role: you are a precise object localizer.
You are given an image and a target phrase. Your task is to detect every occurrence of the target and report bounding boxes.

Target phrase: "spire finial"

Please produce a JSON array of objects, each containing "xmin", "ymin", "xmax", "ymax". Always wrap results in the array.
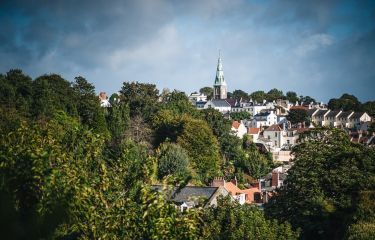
[{"xmin": 219, "ymin": 49, "xmax": 221, "ymax": 58}]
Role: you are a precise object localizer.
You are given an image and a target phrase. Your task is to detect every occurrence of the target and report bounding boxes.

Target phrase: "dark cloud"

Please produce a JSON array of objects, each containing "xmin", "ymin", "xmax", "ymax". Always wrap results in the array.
[{"xmin": 0, "ymin": 0, "xmax": 374, "ymax": 102}]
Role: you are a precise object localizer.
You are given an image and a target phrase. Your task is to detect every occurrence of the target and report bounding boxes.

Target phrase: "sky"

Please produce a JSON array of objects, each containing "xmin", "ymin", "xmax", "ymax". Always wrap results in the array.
[{"xmin": 0, "ymin": 0, "xmax": 374, "ymax": 102}]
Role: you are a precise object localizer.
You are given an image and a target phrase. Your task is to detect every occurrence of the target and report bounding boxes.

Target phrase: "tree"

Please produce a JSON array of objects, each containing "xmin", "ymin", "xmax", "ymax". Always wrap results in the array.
[
  {"xmin": 161, "ymin": 90, "xmax": 200, "ymax": 117},
  {"xmin": 232, "ymin": 89, "xmax": 249, "ymax": 101},
  {"xmin": 287, "ymin": 109, "xmax": 309, "ymax": 126},
  {"xmin": 265, "ymin": 129, "xmax": 375, "ymax": 240},
  {"xmin": 286, "ymin": 91, "xmax": 299, "ymax": 103},
  {"xmin": 119, "ymin": 81, "xmax": 160, "ymax": 120},
  {"xmin": 249, "ymin": 90, "xmax": 266, "ymax": 103},
  {"xmin": 266, "ymin": 88, "xmax": 284, "ymax": 101},
  {"xmin": 299, "ymin": 95, "xmax": 316, "ymax": 104},
  {"xmin": 230, "ymin": 111, "xmax": 251, "ymax": 121},
  {"xmin": 200, "ymin": 86, "xmax": 213, "ymax": 99},
  {"xmin": 73, "ymin": 76, "xmax": 108, "ymax": 134},
  {"xmin": 157, "ymin": 142, "xmax": 190, "ymax": 179},
  {"xmin": 177, "ymin": 117, "xmax": 222, "ymax": 182},
  {"xmin": 200, "ymin": 196, "xmax": 299, "ymax": 240},
  {"xmin": 361, "ymin": 101, "xmax": 375, "ymax": 117},
  {"xmin": 201, "ymin": 108, "xmax": 231, "ymax": 138},
  {"xmin": 328, "ymin": 93, "xmax": 361, "ymax": 111},
  {"xmin": 32, "ymin": 74, "xmax": 77, "ymax": 118}
]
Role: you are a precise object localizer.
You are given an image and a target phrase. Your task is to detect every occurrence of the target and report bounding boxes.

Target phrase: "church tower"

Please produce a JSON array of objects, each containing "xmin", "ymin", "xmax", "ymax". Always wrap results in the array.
[{"xmin": 213, "ymin": 53, "xmax": 227, "ymax": 99}]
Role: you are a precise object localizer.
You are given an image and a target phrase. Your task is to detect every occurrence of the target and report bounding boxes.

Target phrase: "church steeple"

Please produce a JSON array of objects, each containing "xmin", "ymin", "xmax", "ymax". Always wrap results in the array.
[{"xmin": 213, "ymin": 51, "xmax": 227, "ymax": 99}]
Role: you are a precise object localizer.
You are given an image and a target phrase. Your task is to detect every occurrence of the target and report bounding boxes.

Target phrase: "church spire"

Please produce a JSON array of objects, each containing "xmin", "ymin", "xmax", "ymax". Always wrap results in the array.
[
  {"xmin": 213, "ymin": 51, "xmax": 228, "ymax": 99},
  {"xmin": 214, "ymin": 52, "xmax": 226, "ymax": 86}
]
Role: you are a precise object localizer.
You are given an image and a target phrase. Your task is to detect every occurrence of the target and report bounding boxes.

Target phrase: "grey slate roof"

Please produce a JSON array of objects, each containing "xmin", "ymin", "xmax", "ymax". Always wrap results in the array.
[
  {"xmin": 211, "ymin": 99, "xmax": 231, "ymax": 107},
  {"xmin": 307, "ymin": 109, "xmax": 318, "ymax": 116},
  {"xmin": 315, "ymin": 109, "xmax": 329, "ymax": 117},
  {"xmin": 349, "ymin": 112, "xmax": 365, "ymax": 119},
  {"xmin": 326, "ymin": 110, "xmax": 341, "ymax": 118},
  {"xmin": 151, "ymin": 185, "xmax": 219, "ymax": 204},
  {"xmin": 337, "ymin": 111, "xmax": 353, "ymax": 118}
]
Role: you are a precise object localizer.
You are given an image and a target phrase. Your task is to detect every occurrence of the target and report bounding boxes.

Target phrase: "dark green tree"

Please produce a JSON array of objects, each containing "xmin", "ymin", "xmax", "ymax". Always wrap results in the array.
[
  {"xmin": 249, "ymin": 90, "xmax": 266, "ymax": 103},
  {"xmin": 328, "ymin": 93, "xmax": 361, "ymax": 111},
  {"xmin": 199, "ymin": 86, "xmax": 213, "ymax": 99},
  {"xmin": 287, "ymin": 109, "xmax": 309, "ymax": 126},
  {"xmin": 265, "ymin": 129, "xmax": 375, "ymax": 240},
  {"xmin": 201, "ymin": 196, "xmax": 299, "ymax": 240},
  {"xmin": 119, "ymin": 81, "xmax": 160, "ymax": 120},
  {"xmin": 286, "ymin": 91, "xmax": 299, "ymax": 103},
  {"xmin": 266, "ymin": 88, "xmax": 284, "ymax": 101},
  {"xmin": 230, "ymin": 111, "xmax": 251, "ymax": 120},
  {"xmin": 201, "ymin": 108, "xmax": 231, "ymax": 138},
  {"xmin": 232, "ymin": 89, "xmax": 249, "ymax": 101},
  {"xmin": 157, "ymin": 142, "xmax": 190, "ymax": 179},
  {"xmin": 361, "ymin": 101, "xmax": 375, "ymax": 117},
  {"xmin": 299, "ymin": 95, "xmax": 316, "ymax": 104}
]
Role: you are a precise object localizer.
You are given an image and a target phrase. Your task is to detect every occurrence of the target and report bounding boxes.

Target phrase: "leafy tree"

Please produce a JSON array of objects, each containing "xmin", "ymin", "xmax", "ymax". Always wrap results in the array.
[
  {"xmin": 200, "ymin": 196, "xmax": 299, "ymax": 240},
  {"xmin": 199, "ymin": 86, "xmax": 213, "ymax": 99},
  {"xmin": 328, "ymin": 93, "xmax": 361, "ymax": 111},
  {"xmin": 286, "ymin": 91, "xmax": 299, "ymax": 103},
  {"xmin": 266, "ymin": 88, "xmax": 284, "ymax": 101},
  {"xmin": 106, "ymin": 101, "xmax": 130, "ymax": 143},
  {"xmin": 287, "ymin": 109, "xmax": 309, "ymax": 126},
  {"xmin": 361, "ymin": 101, "xmax": 375, "ymax": 117},
  {"xmin": 232, "ymin": 89, "xmax": 249, "ymax": 101},
  {"xmin": 157, "ymin": 142, "xmax": 190, "ymax": 179},
  {"xmin": 177, "ymin": 117, "xmax": 221, "ymax": 182},
  {"xmin": 161, "ymin": 90, "xmax": 200, "ymax": 117},
  {"xmin": 265, "ymin": 129, "xmax": 375, "ymax": 240},
  {"xmin": 201, "ymin": 108, "xmax": 231, "ymax": 138},
  {"xmin": 249, "ymin": 90, "xmax": 266, "ymax": 103},
  {"xmin": 32, "ymin": 74, "xmax": 77, "ymax": 118},
  {"xmin": 73, "ymin": 76, "xmax": 108, "ymax": 134},
  {"xmin": 299, "ymin": 95, "xmax": 316, "ymax": 104},
  {"xmin": 119, "ymin": 81, "xmax": 160, "ymax": 120},
  {"xmin": 230, "ymin": 111, "xmax": 251, "ymax": 120}
]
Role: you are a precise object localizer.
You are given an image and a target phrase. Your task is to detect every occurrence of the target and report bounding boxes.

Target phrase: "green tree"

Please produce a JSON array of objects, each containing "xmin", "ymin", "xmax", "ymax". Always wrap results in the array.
[
  {"xmin": 265, "ymin": 129, "xmax": 375, "ymax": 240},
  {"xmin": 200, "ymin": 86, "xmax": 213, "ymax": 99},
  {"xmin": 328, "ymin": 93, "xmax": 361, "ymax": 111},
  {"xmin": 201, "ymin": 108, "xmax": 231, "ymax": 138},
  {"xmin": 230, "ymin": 111, "xmax": 251, "ymax": 120},
  {"xmin": 287, "ymin": 109, "xmax": 309, "ymax": 126},
  {"xmin": 286, "ymin": 91, "xmax": 299, "ymax": 103},
  {"xmin": 32, "ymin": 74, "xmax": 77, "ymax": 118},
  {"xmin": 177, "ymin": 117, "xmax": 222, "ymax": 182},
  {"xmin": 157, "ymin": 142, "xmax": 190, "ymax": 179},
  {"xmin": 161, "ymin": 90, "xmax": 200, "ymax": 117},
  {"xmin": 299, "ymin": 95, "xmax": 316, "ymax": 104},
  {"xmin": 249, "ymin": 90, "xmax": 266, "ymax": 103},
  {"xmin": 119, "ymin": 81, "xmax": 160, "ymax": 120},
  {"xmin": 232, "ymin": 89, "xmax": 249, "ymax": 101},
  {"xmin": 73, "ymin": 76, "xmax": 108, "ymax": 134},
  {"xmin": 361, "ymin": 101, "xmax": 375, "ymax": 117},
  {"xmin": 201, "ymin": 196, "xmax": 299, "ymax": 240},
  {"xmin": 266, "ymin": 88, "xmax": 284, "ymax": 101}
]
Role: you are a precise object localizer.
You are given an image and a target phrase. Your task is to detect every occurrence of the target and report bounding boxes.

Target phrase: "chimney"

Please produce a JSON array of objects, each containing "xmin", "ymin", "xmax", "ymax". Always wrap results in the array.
[
  {"xmin": 231, "ymin": 176, "xmax": 238, "ymax": 186},
  {"xmin": 211, "ymin": 177, "xmax": 225, "ymax": 187},
  {"xmin": 271, "ymin": 170, "xmax": 279, "ymax": 187}
]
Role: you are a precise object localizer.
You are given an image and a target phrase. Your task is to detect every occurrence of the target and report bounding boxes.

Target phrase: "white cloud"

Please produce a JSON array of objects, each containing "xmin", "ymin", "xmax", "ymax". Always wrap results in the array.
[{"xmin": 294, "ymin": 33, "xmax": 334, "ymax": 57}]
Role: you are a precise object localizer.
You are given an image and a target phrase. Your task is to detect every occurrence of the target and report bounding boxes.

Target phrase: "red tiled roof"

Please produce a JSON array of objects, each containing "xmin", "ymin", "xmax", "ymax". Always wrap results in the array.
[
  {"xmin": 248, "ymin": 127, "xmax": 260, "ymax": 134},
  {"xmin": 264, "ymin": 124, "xmax": 282, "ymax": 132},
  {"xmin": 290, "ymin": 106, "xmax": 308, "ymax": 110}
]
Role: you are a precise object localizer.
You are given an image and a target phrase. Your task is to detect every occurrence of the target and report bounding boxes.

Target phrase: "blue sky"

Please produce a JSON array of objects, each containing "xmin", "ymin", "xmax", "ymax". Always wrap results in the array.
[{"xmin": 0, "ymin": 0, "xmax": 374, "ymax": 102}]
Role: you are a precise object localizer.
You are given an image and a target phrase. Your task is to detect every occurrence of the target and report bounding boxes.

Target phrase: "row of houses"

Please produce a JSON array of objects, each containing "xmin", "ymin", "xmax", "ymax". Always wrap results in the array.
[{"xmin": 308, "ymin": 109, "xmax": 371, "ymax": 129}]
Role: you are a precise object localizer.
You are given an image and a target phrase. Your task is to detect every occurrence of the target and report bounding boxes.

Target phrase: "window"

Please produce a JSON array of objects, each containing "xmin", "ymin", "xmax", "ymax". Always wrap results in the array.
[
  {"xmin": 267, "ymin": 135, "xmax": 270, "ymax": 140},
  {"xmin": 287, "ymin": 140, "xmax": 290, "ymax": 144},
  {"xmin": 275, "ymin": 132, "xmax": 277, "ymax": 137},
  {"xmin": 275, "ymin": 140, "xmax": 277, "ymax": 146}
]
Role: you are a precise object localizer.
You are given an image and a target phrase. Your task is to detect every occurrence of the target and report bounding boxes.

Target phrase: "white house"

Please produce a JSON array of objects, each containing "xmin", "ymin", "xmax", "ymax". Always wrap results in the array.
[
  {"xmin": 250, "ymin": 111, "xmax": 278, "ymax": 128},
  {"xmin": 204, "ymin": 99, "xmax": 231, "ymax": 113},
  {"xmin": 98, "ymin": 92, "xmax": 111, "ymax": 108},
  {"xmin": 263, "ymin": 124, "xmax": 284, "ymax": 149},
  {"xmin": 231, "ymin": 120, "xmax": 247, "ymax": 138},
  {"xmin": 348, "ymin": 112, "xmax": 372, "ymax": 129}
]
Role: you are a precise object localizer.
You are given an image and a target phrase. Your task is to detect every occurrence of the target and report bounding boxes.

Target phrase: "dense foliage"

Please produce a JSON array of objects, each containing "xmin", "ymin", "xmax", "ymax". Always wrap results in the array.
[
  {"xmin": 0, "ymin": 69, "xmax": 298, "ymax": 239},
  {"xmin": 265, "ymin": 129, "xmax": 375, "ymax": 239}
]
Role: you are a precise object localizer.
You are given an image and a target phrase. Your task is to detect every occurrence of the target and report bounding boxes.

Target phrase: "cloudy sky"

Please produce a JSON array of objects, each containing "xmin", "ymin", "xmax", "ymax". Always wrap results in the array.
[{"xmin": 1, "ymin": 0, "xmax": 374, "ymax": 102}]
